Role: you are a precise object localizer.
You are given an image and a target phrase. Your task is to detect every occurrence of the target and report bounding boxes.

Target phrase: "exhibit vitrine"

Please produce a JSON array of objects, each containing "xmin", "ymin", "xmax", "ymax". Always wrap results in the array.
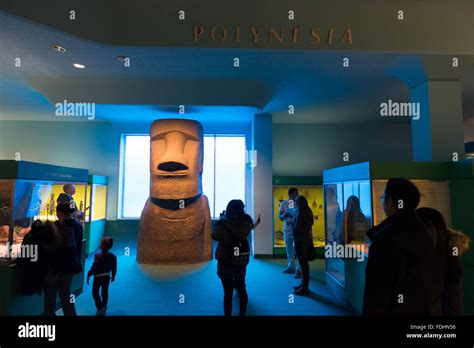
[
  {"xmin": 0, "ymin": 160, "xmax": 88, "ymax": 315},
  {"xmin": 323, "ymin": 160, "xmax": 474, "ymax": 314},
  {"xmin": 84, "ymin": 175, "xmax": 108, "ymax": 255},
  {"xmin": 273, "ymin": 176, "xmax": 325, "ymax": 256}
]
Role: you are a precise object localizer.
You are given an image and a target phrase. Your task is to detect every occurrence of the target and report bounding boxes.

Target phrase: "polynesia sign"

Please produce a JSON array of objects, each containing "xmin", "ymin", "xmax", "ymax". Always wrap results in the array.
[{"xmin": 193, "ymin": 26, "xmax": 353, "ymax": 46}]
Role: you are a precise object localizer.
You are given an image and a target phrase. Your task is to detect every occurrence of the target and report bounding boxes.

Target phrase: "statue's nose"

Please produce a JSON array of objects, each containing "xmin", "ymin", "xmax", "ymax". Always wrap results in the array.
[{"xmin": 157, "ymin": 131, "xmax": 190, "ymax": 172}]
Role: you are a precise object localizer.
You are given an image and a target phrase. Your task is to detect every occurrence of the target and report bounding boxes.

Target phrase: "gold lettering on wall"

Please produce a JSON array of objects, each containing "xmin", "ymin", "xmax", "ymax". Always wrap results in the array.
[
  {"xmin": 269, "ymin": 28, "xmax": 283, "ymax": 43},
  {"xmin": 292, "ymin": 27, "xmax": 302, "ymax": 44},
  {"xmin": 328, "ymin": 28, "xmax": 334, "ymax": 45},
  {"xmin": 310, "ymin": 27, "xmax": 321, "ymax": 44},
  {"xmin": 211, "ymin": 26, "xmax": 228, "ymax": 42},
  {"xmin": 193, "ymin": 26, "xmax": 205, "ymax": 42},
  {"xmin": 250, "ymin": 27, "xmax": 261, "ymax": 43},
  {"xmin": 340, "ymin": 28, "xmax": 353, "ymax": 45},
  {"xmin": 236, "ymin": 27, "xmax": 246, "ymax": 43},
  {"xmin": 192, "ymin": 25, "xmax": 353, "ymax": 46}
]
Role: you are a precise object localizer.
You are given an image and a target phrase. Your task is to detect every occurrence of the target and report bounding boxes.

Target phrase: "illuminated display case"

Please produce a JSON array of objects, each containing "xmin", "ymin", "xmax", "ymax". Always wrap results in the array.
[
  {"xmin": 323, "ymin": 160, "xmax": 474, "ymax": 314},
  {"xmin": 84, "ymin": 175, "xmax": 108, "ymax": 255},
  {"xmin": 0, "ymin": 161, "xmax": 88, "ymax": 259},
  {"xmin": 273, "ymin": 176, "xmax": 325, "ymax": 256},
  {"xmin": 0, "ymin": 160, "xmax": 88, "ymax": 315}
]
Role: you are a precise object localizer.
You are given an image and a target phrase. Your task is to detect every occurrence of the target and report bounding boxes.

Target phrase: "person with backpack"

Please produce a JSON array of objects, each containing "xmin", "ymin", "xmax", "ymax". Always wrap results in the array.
[
  {"xmin": 43, "ymin": 199, "xmax": 83, "ymax": 316},
  {"xmin": 212, "ymin": 199, "xmax": 260, "ymax": 316}
]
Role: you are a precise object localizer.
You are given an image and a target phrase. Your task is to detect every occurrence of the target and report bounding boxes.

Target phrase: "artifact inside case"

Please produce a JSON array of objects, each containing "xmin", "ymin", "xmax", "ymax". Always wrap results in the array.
[{"xmin": 273, "ymin": 185, "xmax": 325, "ymax": 248}]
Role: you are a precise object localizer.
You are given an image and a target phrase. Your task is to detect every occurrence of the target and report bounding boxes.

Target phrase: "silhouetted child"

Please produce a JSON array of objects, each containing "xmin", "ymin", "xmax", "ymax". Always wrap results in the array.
[{"xmin": 87, "ymin": 237, "xmax": 117, "ymax": 316}]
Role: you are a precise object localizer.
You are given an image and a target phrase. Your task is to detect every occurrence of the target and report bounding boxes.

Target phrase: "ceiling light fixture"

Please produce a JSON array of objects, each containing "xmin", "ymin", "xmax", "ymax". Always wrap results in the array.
[
  {"xmin": 51, "ymin": 44, "xmax": 67, "ymax": 52},
  {"xmin": 73, "ymin": 63, "xmax": 85, "ymax": 69}
]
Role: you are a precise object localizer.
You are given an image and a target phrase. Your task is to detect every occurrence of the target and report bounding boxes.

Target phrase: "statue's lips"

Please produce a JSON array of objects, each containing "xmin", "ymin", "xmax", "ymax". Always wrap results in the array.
[
  {"xmin": 161, "ymin": 216, "xmax": 190, "ymax": 222},
  {"xmin": 155, "ymin": 172, "xmax": 189, "ymax": 177}
]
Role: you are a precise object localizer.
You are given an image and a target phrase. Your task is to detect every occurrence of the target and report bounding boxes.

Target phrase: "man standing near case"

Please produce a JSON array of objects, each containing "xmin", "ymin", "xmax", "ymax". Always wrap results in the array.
[
  {"xmin": 279, "ymin": 188, "xmax": 302, "ymax": 278},
  {"xmin": 363, "ymin": 178, "xmax": 438, "ymax": 315}
]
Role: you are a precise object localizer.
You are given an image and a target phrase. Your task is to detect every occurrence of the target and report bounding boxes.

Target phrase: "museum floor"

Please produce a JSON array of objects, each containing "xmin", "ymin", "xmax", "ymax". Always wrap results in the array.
[{"xmin": 61, "ymin": 253, "xmax": 353, "ymax": 316}]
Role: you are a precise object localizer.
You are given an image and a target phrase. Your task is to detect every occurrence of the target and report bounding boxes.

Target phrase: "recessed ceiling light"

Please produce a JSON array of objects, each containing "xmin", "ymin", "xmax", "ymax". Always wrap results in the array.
[
  {"xmin": 51, "ymin": 45, "xmax": 67, "ymax": 52},
  {"xmin": 73, "ymin": 63, "xmax": 85, "ymax": 69},
  {"xmin": 117, "ymin": 55, "xmax": 128, "ymax": 62}
]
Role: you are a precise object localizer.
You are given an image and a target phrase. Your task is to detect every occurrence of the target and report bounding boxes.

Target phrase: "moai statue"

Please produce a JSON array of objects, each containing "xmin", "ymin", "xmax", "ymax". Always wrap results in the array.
[{"xmin": 137, "ymin": 119, "xmax": 212, "ymax": 264}]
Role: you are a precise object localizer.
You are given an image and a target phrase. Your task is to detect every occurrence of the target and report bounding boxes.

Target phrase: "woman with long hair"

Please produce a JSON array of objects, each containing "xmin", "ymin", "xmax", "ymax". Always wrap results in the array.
[{"xmin": 293, "ymin": 195, "xmax": 314, "ymax": 296}]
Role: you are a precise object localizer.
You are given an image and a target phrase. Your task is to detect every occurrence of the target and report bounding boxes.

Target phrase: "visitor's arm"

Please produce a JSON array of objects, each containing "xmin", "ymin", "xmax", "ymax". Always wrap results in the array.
[
  {"xmin": 254, "ymin": 214, "xmax": 261, "ymax": 229},
  {"xmin": 76, "ymin": 226, "xmax": 83, "ymax": 261},
  {"xmin": 278, "ymin": 203, "xmax": 285, "ymax": 221},
  {"xmin": 87, "ymin": 254, "xmax": 99, "ymax": 278},
  {"xmin": 211, "ymin": 224, "xmax": 224, "ymax": 241},
  {"xmin": 112, "ymin": 255, "xmax": 117, "ymax": 281}
]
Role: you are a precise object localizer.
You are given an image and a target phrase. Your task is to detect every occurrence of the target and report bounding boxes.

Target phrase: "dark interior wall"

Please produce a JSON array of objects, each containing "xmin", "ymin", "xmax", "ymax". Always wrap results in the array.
[
  {"xmin": 272, "ymin": 123, "xmax": 412, "ymax": 176},
  {"xmin": 3, "ymin": 0, "xmax": 473, "ymax": 54}
]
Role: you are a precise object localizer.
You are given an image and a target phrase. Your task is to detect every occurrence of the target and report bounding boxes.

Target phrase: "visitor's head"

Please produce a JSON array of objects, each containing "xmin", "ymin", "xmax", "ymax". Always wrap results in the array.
[
  {"xmin": 446, "ymin": 228, "xmax": 471, "ymax": 256},
  {"xmin": 346, "ymin": 195, "xmax": 361, "ymax": 212},
  {"xmin": 382, "ymin": 178, "xmax": 420, "ymax": 217},
  {"xmin": 288, "ymin": 188, "xmax": 298, "ymax": 200},
  {"xmin": 31, "ymin": 219, "xmax": 60, "ymax": 247},
  {"xmin": 295, "ymin": 195, "xmax": 309, "ymax": 211},
  {"xmin": 56, "ymin": 200, "xmax": 76, "ymax": 220},
  {"xmin": 225, "ymin": 199, "xmax": 245, "ymax": 219},
  {"xmin": 100, "ymin": 236, "xmax": 114, "ymax": 252},
  {"xmin": 63, "ymin": 184, "xmax": 76, "ymax": 196},
  {"xmin": 326, "ymin": 187, "xmax": 335, "ymax": 200},
  {"xmin": 416, "ymin": 207, "xmax": 448, "ymax": 249}
]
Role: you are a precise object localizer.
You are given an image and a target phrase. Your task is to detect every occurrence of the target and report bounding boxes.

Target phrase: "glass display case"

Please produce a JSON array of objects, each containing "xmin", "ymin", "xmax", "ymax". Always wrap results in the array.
[
  {"xmin": 84, "ymin": 175, "xmax": 108, "ymax": 255},
  {"xmin": 323, "ymin": 160, "xmax": 474, "ymax": 314},
  {"xmin": 0, "ymin": 161, "xmax": 88, "ymax": 260},
  {"xmin": 0, "ymin": 160, "xmax": 89, "ymax": 315},
  {"xmin": 273, "ymin": 176, "xmax": 325, "ymax": 256}
]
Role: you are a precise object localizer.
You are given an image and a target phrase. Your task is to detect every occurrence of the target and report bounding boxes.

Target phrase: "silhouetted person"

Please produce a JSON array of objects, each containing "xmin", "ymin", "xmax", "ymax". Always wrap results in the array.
[
  {"xmin": 212, "ymin": 199, "xmax": 260, "ymax": 316},
  {"xmin": 345, "ymin": 196, "xmax": 369, "ymax": 243},
  {"xmin": 417, "ymin": 207, "xmax": 471, "ymax": 315},
  {"xmin": 43, "ymin": 200, "xmax": 83, "ymax": 316},
  {"xmin": 293, "ymin": 195, "xmax": 314, "ymax": 296},
  {"xmin": 363, "ymin": 178, "xmax": 437, "ymax": 315},
  {"xmin": 279, "ymin": 188, "xmax": 302, "ymax": 277},
  {"xmin": 87, "ymin": 237, "xmax": 117, "ymax": 316},
  {"xmin": 18, "ymin": 220, "xmax": 60, "ymax": 297}
]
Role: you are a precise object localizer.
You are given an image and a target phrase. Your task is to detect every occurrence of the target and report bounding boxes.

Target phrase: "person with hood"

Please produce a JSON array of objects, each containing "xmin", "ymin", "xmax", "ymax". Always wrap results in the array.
[
  {"xmin": 212, "ymin": 199, "xmax": 260, "ymax": 316},
  {"xmin": 363, "ymin": 178, "xmax": 438, "ymax": 315},
  {"xmin": 416, "ymin": 207, "xmax": 471, "ymax": 315},
  {"xmin": 292, "ymin": 195, "xmax": 314, "ymax": 296}
]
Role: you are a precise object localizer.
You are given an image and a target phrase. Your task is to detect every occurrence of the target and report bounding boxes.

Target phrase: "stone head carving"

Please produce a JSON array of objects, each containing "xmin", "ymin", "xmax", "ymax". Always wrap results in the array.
[
  {"xmin": 137, "ymin": 119, "xmax": 212, "ymax": 264},
  {"xmin": 150, "ymin": 119, "xmax": 203, "ymax": 199}
]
